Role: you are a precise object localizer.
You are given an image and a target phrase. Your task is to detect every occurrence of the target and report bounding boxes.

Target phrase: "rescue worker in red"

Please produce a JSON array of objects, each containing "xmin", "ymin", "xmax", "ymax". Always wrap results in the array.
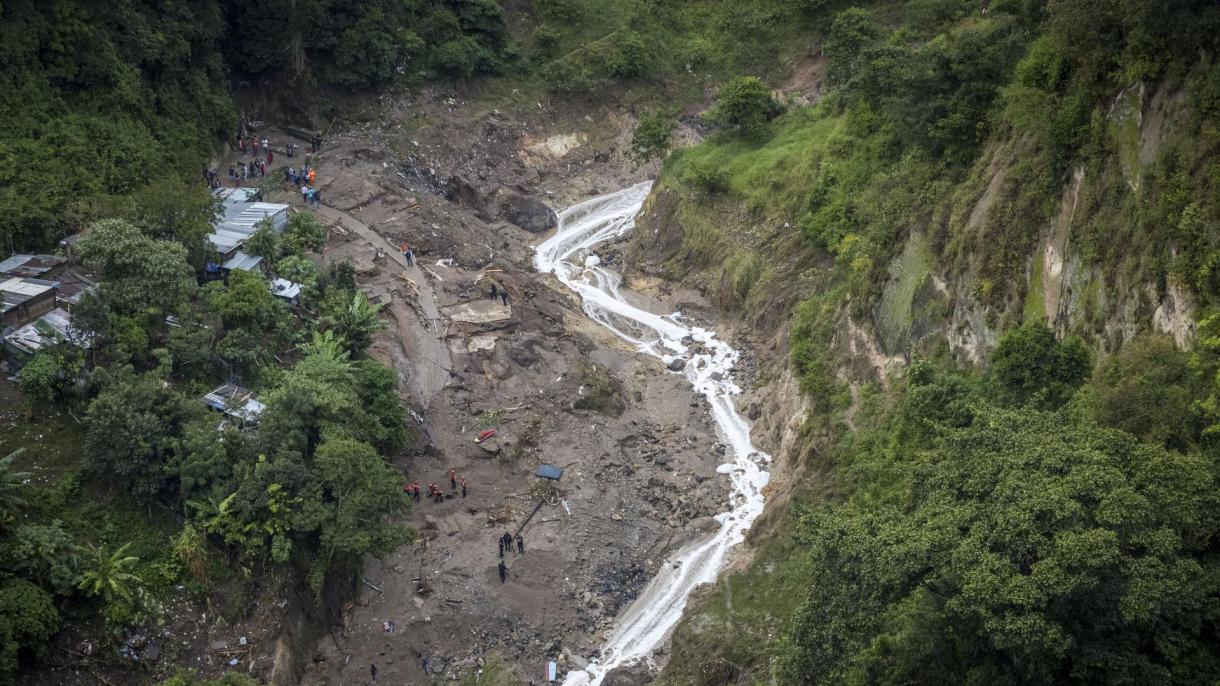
[{"xmin": 449, "ymin": 469, "xmax": 457, "ymax": 490}]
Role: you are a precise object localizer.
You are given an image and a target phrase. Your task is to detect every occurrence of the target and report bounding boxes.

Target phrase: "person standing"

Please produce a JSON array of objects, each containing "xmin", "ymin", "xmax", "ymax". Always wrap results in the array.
[
  {"xmin": 516, "ymin": 533, "xmax": 524, "ymax": 555},
  {"xmin": 370, "ymin": 663, "xmax": 378, "ymax": 682},
  {"xmin": 489, "ymin": 283, "xmax": 498, "ymax": 300},
  {"xmin": 460, "ymin": 476, "xmax": 467, "ymax": 498},
  {"xmin": 500, "ymin": 289, "xmax": 509, "ymax": 307},
  {"xmin": 498, "ymin": 560, "xmax": 507, "ymax": 583},
  {"xmin": 308, "ymin": 168, "xmax": 316, "ymax": 186},
  {"xmin": 267, "ymin": 148, "xmax": 274, "ymax": 164},
  {"xmin": 405, "ymin": 246, "xmax": 414, "ymax": 267},
  {"xmin": 449, "ymin": 469, "xmax": 457, "ymax": 491},
  {"xmin": 498, "ymin": 538, "xmax": 504, "ymax": 558}
]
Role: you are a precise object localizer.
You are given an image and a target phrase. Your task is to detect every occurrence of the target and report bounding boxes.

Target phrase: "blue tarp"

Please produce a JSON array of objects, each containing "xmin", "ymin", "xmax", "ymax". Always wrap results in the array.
[{"xmin": 535, "ymin": 464, "xmax": 564, "ymax": 481}]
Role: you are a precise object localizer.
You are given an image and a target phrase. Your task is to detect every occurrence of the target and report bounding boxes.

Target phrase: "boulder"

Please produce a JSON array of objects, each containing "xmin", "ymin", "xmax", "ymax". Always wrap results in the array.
[
  {"xmin": 444, "ymin": 176, "xmax": 494, "ymax": 218},
  {"xmin": 499, "ymin": 191, "xmax": 557, "ymax": 233},
  {"xmin": 603, "ymin": 665, "xmax": 653, "ymax": 686},
  {"xmin": 690, "ymin": 516, "xmax": 721, "ymax": 533},
  {"xmin": 666, "ymin": 358, "xmax": 686, "ymax": 372}
]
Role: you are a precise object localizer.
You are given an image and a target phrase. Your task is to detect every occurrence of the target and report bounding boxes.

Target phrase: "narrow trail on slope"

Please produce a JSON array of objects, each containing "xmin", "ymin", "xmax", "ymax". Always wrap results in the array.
[
  {"xmin": 535, "ymin": 183, "xmax": 772, "ymax": 686},
  {"xmin": 310, "ymin": 202, "xmax": 453, "ymax": 405}
]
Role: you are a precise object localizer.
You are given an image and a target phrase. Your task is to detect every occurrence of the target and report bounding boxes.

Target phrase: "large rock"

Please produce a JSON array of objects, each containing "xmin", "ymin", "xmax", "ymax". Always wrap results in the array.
[
  {"xmin": 498, "ymin": 191, "xmax": 557, "ymax": 233},
  {"xmin": 602, "ymin": 665, "xmax": 653, "ymax": 686},
  {"xmin": 443, "ymin": 177, "xmax": 557, "ymax": 233},
  {"xmin": 690, "ymin": 516, "xmax": 721, "ymax": 533},
  {"xmin": 444, "ymin": 175, "xmax": 494, "ymax": 218}
]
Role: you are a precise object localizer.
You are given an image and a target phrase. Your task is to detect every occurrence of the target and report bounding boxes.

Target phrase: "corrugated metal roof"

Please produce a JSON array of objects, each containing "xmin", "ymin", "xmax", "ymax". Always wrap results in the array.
[
  {"xmin": 0, "ymin": 277, "xmax": 56, "ymax": 297},
  {"xmin": 271, "ymin": 278, "xmax": 302, "ymax": 299},
  {"xmin": 0, "ymin": 254, "xmax": 66, "ymax": 279},
  {"xmin": 4, "ymin": 307, "xmax": 88, "ymax": 354},
  {"xmin": 223, "ymin": 251, "xmax": 264, "ymax": 271},
  {"xmin": 207, "ymin": 187, "xmax": 290, "ymax": 253},
  {"xmin": 201, "ymin": 383, "xmax": 264, "ymax": 423}
]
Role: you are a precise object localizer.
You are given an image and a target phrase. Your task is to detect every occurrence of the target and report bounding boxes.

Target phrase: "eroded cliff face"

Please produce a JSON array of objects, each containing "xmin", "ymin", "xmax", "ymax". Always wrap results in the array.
[{"xmin": 635, "ymin": 78, "xmax": 1199, "ymax": 402}]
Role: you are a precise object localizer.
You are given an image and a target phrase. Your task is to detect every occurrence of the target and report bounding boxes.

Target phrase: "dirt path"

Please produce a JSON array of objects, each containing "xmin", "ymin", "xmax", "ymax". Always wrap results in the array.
[{"xmin": 312, "ymin": 202, "xmax": 453, "ymax": 405}]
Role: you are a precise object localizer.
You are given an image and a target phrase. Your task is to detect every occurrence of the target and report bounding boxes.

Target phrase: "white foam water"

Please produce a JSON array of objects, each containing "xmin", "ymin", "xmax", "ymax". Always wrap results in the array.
[{"xmin": 535, "ymin": 182, "xmax": 771, "ymax": 686}]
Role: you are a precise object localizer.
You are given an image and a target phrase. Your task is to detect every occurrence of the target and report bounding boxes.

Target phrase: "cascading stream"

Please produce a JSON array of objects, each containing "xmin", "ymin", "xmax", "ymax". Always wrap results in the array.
[{"xmin": 535, "ymin": 182, "xmax": 772, "ymax": 686}]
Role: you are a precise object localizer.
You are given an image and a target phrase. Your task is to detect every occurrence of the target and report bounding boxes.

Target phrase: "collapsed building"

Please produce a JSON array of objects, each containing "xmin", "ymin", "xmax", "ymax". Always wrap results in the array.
[{"xmin": 1, "ymin": 254, "xmax": 95, "ymax": 363}]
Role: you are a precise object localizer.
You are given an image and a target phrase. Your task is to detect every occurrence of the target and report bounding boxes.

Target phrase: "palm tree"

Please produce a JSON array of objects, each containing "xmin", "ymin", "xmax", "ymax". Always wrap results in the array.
[
  {"xmin": 77, "ymin": 542, "xmax": 142, "ymax": 606},
  {"xmin": 323, "ymin": 291, "xmax": 385, "ymax": 355},
  {"xmin": 298, "ymin": 329, "xmax": 350, "ymax": 363},
  {"xmin": 0, "ymin": 449, "xmax": 32, "ymax": 515}
]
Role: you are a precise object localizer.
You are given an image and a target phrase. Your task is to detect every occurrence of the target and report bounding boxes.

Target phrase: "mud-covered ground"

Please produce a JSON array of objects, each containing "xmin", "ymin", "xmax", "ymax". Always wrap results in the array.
[{"xmin": 281, "ymin": 89, "xmax": 734, "ymax": 684}]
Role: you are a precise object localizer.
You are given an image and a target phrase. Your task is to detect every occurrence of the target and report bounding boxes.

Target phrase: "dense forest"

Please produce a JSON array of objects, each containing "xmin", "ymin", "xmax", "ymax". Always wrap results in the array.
[
  {"xmin": 0, "ymin": 0, "xmax": 515, "ymax": 253},
  {"xmin": 646, "ymin": 1, "xmax": 1220, "ymax": 685},
  {"xmin": 3, "ymin": 0, "xmax": 1220, "ymax": 684}
]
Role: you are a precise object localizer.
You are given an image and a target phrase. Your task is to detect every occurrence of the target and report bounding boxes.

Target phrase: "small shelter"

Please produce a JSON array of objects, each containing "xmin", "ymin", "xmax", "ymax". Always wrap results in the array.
[
  {"xmin": 271, "ymin": 278, "xmax": 303, "ymax": 304},
  {"xmin": 0, "ymin": 254, "xmax": 67, "ymax": 280},
  {"xmin": 3, "ymin": 307, "xmax": 88, "ymax": 362},
  {"xmin": 201, "ymin": 383, "xmax": 265, "ymax": 425},
  {"xmin": 1, "ymin": 277, "xmax": 58, "ymax": 327}
]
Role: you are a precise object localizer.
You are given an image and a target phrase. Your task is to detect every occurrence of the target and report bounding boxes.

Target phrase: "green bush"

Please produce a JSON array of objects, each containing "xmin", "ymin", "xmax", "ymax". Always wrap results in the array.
[
  {"xmin": 536, "ymin": 0, "xmax": 583, "ymax": 22},
  {"xmin": 0, "ymin": 579, "xmax": 59, "ymax": 681},
  {"xmin": 682, "ymin": 159, "xmax": 730, "ymax": 194},
  {"xmin": 573, "ymin": 365, "xmax": 624, "ymax": 416},
  {"xmin": 430, "ymin": 36, "xmax": 501, "ymax": 79},
  {"xmin": 543, "ymin": 56, "xmax": 595, "ymax": 94},
  {"xmin": 989, "ymin": 323, "xmax": 1090, "ymax": 408},
  {"xmin": 706, "ymin": 76, "xmax": 781, "ymax": 137},
  {"xmin": 605, "ymin": 31, "xmax": 649, "ymax": 78}
]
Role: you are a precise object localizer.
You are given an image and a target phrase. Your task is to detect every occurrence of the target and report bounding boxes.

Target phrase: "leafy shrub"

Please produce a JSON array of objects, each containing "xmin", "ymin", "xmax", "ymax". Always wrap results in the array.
[
  {"xmin": 430, "ymin": 36, "xmax": 500, "ymax": 79},
  {"xmin": 17, "ymin": 353, "xmax": 62, "ymax": 409},
  {"xmin": 682, "ymin": 159, "xmax": 730, "ymax": 194},
  {"xmin": 0, "ymin": 579, "xmax": 59, "ymax": 680},
  {"xmin": 706, "ymin": 76, "xmax": 782, "ymax": 137},
  {"xmin": 606, "ymin": 31, "xmax": 649, "ymax": 78},
  {"xmin": 543, "ymin": 56, "xmax": 595, "ymax": 94},
  {"xmin": 989, "ymin": 323, "xmax": 1090, "ymax": 408},
  {"xmin": 629, "ymin": 110, "xmax": 677, "ymax": 167},
  {"xmin": 1093, "ymin": 335, "xmax": 1200, "ymax": 450},
  {"xmin": 532, "ymin": 23, "xmax": 563, "ymax": 57},
  {"xmin": 573, "ymin": 365, "xmax": 624, "ymax": 416},
  {"xmin": 536, "ymin": 0, "xmax": 583, "ymax": 22}
]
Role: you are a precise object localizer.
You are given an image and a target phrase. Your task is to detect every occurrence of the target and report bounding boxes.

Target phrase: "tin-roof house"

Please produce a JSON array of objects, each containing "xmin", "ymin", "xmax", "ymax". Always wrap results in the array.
[
  {"xmin": 208, "ymin": 188, "xmax": 290, "ymax": 261},
  {"xmin": 3, "ymin": 307, "xmax": 89, "ymax": 361},
  {"xmin": 201, "ymin": 383, "xmax": 265, "ymax": 425},
  {"xmin": 1, "ymin": 277, "xmax": 58, "ymax": 328},
  {"xmin": 0, "ymin": 254, "xmax": 67, "ymax": 280}
]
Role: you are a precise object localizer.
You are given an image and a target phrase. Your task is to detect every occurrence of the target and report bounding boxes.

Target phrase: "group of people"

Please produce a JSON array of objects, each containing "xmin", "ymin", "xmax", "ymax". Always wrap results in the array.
[
  {"xmin": 287, "ymin": 163, "xmax": 320, "ymax": 207},
  {"xmin": 226, "ymin": 158, "xmax": 269, "ymax": 184},
  {"xmin": 488, "ymin": 282, "xmax": 510, "ymax": 306},
  {"xmin": 239, "ymin": 134, "xmax": 274, "ymax": 157},
  {"xmin": 497, "ymin": 531, "xmax": 524, "ymax": 582},
  {"xmin": 403, "ymin": 469, "xmax": 467, "ymax": 503}
]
